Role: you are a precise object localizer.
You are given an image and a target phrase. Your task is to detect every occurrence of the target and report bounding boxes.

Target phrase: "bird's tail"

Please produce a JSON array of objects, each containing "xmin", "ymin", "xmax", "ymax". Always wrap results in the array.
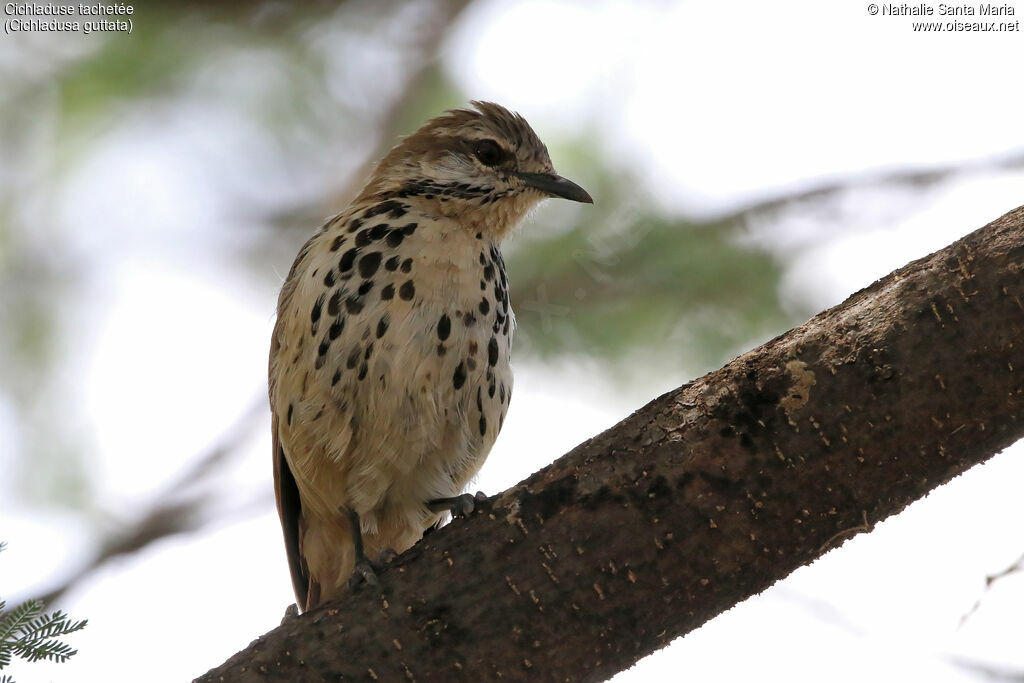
[{"xmin": 299, "ymin": 513, "xmax": 355, "ymax": 611}]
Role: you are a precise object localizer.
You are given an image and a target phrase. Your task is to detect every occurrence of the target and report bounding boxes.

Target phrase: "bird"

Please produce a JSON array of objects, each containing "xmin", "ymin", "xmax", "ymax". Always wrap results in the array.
[{"xmin": 269, "ymin": 101, "xmax": 592, "ymax": 612}]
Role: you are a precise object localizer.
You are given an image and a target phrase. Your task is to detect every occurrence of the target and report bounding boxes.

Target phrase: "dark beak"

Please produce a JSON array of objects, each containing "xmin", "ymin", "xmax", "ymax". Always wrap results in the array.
[{"xmin": 515, "ymin": 172, "xmax": 593, "ymax": 204}]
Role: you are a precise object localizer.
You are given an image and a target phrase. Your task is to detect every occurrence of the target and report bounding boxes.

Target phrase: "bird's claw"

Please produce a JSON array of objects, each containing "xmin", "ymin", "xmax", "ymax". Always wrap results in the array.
[
  {"xmin": 429, "ymin": 491, "xmax": 488, "ymax": 517},
  {"xmin": 348, "ymin": 557, "xmax": 380, "ymax": 590},
  {"xmin": 348, "ymin": 547, "xmax": 398, "ymax": 590}
]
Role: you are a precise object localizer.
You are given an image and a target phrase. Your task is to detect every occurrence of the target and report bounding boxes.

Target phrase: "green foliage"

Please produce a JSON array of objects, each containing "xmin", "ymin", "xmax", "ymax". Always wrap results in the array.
[
  {"xmin": 0, "ymin": 544, "xmax": 87, "ymax": 681},
  {"xmin": 507, "ymin": 172, "xmax": 791, "ymax": 375}
]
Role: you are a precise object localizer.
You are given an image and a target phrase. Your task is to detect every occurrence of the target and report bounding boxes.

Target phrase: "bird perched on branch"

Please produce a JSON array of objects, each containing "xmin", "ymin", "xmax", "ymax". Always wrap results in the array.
[{"xmin": 269, "ymin": 101, "xmax": 592, "ymax": 612}]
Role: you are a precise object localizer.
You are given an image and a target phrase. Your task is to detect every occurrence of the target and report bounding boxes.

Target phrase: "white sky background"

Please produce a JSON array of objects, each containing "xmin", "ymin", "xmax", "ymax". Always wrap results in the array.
[{"xmin": 3, "ymin": 0, "xmax": 1024, "ymax": 681}]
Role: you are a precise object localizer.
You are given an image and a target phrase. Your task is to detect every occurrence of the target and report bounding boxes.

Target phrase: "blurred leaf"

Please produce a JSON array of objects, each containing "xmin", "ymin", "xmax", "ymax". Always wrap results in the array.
[{"xmin": 508, "ymin": 168, "xmax": 791, "ymax": 373}]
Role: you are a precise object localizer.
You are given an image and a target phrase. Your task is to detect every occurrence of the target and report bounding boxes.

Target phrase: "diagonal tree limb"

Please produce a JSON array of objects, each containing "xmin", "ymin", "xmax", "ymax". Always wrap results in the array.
[
  {"xmin": 724, "ymin": 148, "xmax": 1024, "ymax": 222},
  {"xmin": 197, "ymin": 205, "xmax": 1024, "ymax": 682},
  {"xmin": 959, "ymin": 549, "xmax": 1024, "ymax": 628},
  {"xmin": 31, "ymin": 398, "xmax": 267, "ymax": 609}
]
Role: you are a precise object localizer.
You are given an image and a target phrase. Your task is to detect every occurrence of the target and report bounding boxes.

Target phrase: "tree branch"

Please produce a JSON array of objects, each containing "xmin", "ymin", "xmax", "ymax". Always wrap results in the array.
[{"xmin": 197, "ymin": 205, "xmax": 1024, "ymax": 683}]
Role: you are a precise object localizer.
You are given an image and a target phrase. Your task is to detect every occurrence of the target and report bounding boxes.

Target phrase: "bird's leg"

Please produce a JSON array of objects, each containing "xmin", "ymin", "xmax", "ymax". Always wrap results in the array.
[
  {"xmin": 428, "ymin": 491, "xmax": 488, "ymax": 518},
  {"xmin": 347, "ymin": 509, "xmax": 380, "ymax": 589}
]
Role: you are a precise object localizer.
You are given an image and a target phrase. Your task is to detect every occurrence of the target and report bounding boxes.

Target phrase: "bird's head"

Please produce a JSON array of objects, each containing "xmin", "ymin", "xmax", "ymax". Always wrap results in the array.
[{"xmin": 357, "ymin": 101, "xmax": 592, "ymax": 239}]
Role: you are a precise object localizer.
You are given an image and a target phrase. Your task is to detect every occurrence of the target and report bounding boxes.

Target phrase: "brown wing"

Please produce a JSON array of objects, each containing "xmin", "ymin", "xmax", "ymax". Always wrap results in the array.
[
  {"xmin": 270, "ymin": 234, "xmax": 319, "ymax": 608},
  {"xmin": 270, "ymin": 226, "xmax": 365, "ymax": 610},
  {"xmin": 272, "ymin": 412, "xmax": 308, "ymax": 609}
]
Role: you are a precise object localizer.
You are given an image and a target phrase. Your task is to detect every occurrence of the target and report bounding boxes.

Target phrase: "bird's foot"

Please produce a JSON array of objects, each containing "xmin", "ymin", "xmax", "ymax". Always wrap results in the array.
[
  {"xmin": 345, "ymin": 508, "xmax": 386, "ymax": 591},
  {"xmin": 428, "ymin": 491, "xmax": 488, "ymax": 517},
  {"xmin": 348, "ymin": 556, "xmax": 381, "ymax": 591},
  {"xmin": 347, "ymin": 548, "xmax": 399, "ymax": 590}
]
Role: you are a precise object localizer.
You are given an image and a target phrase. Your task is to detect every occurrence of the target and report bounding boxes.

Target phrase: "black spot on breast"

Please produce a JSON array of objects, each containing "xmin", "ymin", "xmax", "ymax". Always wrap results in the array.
[
  {"xmin": 376, "ymin": 315, "xmax": 389, "ymax": 338},
  {"xmin": 476, "ymin": 232, "xmax": 483, "ymax": 239},
  {"xmin": 500, "ymin": 383, "xmax": 506, "ymax": 404},
  {"xmin": 347, "ymin": 346, "xmax": 360, "ymax": 369},
  {"xmin": 381, "ymin": 284, "xmax": 395, "ymax": 300},
  {"xmin": 287, "ymin": 403, "xmax": 293, "ymax": 425},
  {"xmin": 468, "ymin": 340, "xmax": 478, "ymax": 355},
  {"xmin": 385, "ymin": 255, "xmax": 400, "ymax": 271},
  {"xmin": 464, "ymin": 312, "xmax": 477, "ymax": 327},
  {"xmin": 399, "ymin": 280, "xmax": 415, "ymax": 301},
  {"xmin": 503, "ymin": 317, "xmax": 510, "ymax": 335},
  {"xmin": 437, "ymin": 343, "xmax": 446, "ymax": 357},
  {"xmin": 318, "ymin": 338, "xmax": 331, "ymax": 357},
  {"xmin": 331, "ymin": 369, "xmax": 341, "ymax": 386},
  {"xmin": 483, "ymin": 263, "xmax": 495, "ymax": 281},
  {"xmin": 479, "ymin": 252, "xmax": 487, "ymax": 265},
  {"xmin": 323, "ymin": 270, "xmax": 336, "ymax": 287},
  {"xmin": 488, "ymin": 381, "xmax": 495, "ymax": 398},
  {"xmin": 364, "ymin": 200, "xmax": 407, "ymax": 219},
  {"xmin": 476, "ymin": 386, "xmax": 483, "ymax": 412},
  {"xmin": 359, "ymin": 252, "xmax": 382, "ymax": 278},
  {"xmin": 327, "ymin": 291, "xmax": 342, "ymax": 317},
  {"xmin": 347, "ymin": 218, "xmax": 364, "ymax": 233},
  {"xmin": 400, "ymin": 258, "xmax": 413, "ymax": 273},
  {"xmin": 311, "ymin": 293, "xmax": 325, "ymax": 325},
  {"xmin": 480, "ymin": 280, "xmax": 486, "ymax": 291},
  {"xmin": 488, "ymin": 337, "xmax": 499, "ymax": 366},
  {"xmin": 358, "ymin": 362, "xmax": 368, "ymax": 380},
  {"xmin": 479, "ymin": 298, "xmax": 490, "ymax": 315},
  {"xmin": 438, "ymin": 314, "xmax": 451, "ymax": 341},
  {"xmin": 402, "ymin": 223, "xmax": 417, "ymax": 236},
  {"xmin": 479, "ymin": 415, "xmax": 487, "ymax": 436},
  {"xmin": 358, "ymin": 280, "xmax": 374, "ymax": 296},
  {"xmin": 346, "ymin": 297, "xmax": 364, "ymax": 315},
  {"xmin": 330, "ymin": 235, "xmax": 345, "ymax": 251},
  {"xmin": 453, "ymin": 362, "xmax": 466, "ymax": 390},
  {"xmin": 355, "ymin": 229, "xmax": 372, "ymax": 248},
  {"xmin": 385, "ymin": 230, "xmax": 404, "ymax": 248},
  {"xmin": 369, "ymin": 224, "xmax": 389, "ymax": 240},
  {"xmin": 339, "ymin": 247, "xmax": 359, "ymax": 272},
  {"xmin": 329, "ymin": 318, "xmax": 344, "ymax": 340}
]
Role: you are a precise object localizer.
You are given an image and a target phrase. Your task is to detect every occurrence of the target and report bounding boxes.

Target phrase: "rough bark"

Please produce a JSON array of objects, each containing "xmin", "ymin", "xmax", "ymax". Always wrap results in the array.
[{"xmin": 197, "ymin": 205, "xmax": 1024, "ymax": 683}]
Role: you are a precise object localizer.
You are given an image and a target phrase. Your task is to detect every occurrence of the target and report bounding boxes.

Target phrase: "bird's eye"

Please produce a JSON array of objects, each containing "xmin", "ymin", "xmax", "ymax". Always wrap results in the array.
[{"xmin": 473, "ymin": 139, "xmax": 504, "ymax": 167}]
